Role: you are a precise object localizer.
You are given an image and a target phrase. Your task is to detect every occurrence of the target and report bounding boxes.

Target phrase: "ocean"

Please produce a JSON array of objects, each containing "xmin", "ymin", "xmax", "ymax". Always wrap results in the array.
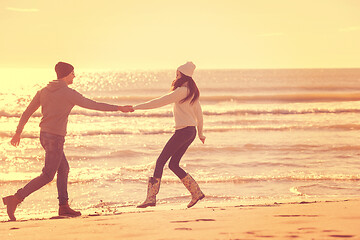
[{"xmin": 1, "ymin": 68, "xmax": 360, "ymax": 220}]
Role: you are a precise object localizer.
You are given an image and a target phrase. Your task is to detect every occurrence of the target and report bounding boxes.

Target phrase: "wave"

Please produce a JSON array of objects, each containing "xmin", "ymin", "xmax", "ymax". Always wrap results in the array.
[
  {"xmin": 5, "ymin": 92, "xmax": 360, "ymax": 108},
  {"xmin": 92, "ymin": 92, "xmax": 360, "ymax": 103},
  {"xmin": 197, "ymin": 124, "xmax": 360, "ymax": 132},
  {"xmin": 69, "ymin": 149, "xmax": 148, "ymax": 160},
  {"xmin": 293, "ymin": 183, "xmax": 360, "ymax": 197},
  {"xmin": 2, "ymin": 173, "xmax": 360, "ymax": 185},
  {"xmin": 3, "ymin": 107, "xmax": 360, "ymax": 120},
  {"xmin": 204, "ymin": 108, "xmax": 360, "ymax": 116},
  {"xmin": 195, "ymin": 175, "xmax": 360, "ymax": 183},
  {"xmin": 219, "ymin": 93, "xmax": 360, "ymax": 103},
  {"xmin": 3, "ymin": 123, "xmax": 360, "ymax": 139},
  {"xmin": 0, "ymin": 110, "xmax": 42, "ymax": 118}
]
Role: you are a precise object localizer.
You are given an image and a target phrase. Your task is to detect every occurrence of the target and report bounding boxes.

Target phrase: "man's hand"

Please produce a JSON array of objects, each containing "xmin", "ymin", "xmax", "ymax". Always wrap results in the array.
[
  {"xmin": 119, "ymin": 105, "xmax": 134, "ymax": 113},
  {"xmin": 11, "ymin": 132, "xmax": 21, "ymax": 147}
]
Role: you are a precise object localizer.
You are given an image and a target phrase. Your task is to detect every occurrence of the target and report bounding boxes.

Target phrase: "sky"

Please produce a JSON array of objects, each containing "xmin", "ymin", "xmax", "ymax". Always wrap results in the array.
[{"xmin": 1, "ymin": 0, "xmax": 360, "ymax": 70}]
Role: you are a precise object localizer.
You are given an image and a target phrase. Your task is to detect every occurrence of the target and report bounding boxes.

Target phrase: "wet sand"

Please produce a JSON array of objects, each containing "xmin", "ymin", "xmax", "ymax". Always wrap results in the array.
[{"xmin": 1, "ymin": 199, "xmax": 360, "ymax": 239}]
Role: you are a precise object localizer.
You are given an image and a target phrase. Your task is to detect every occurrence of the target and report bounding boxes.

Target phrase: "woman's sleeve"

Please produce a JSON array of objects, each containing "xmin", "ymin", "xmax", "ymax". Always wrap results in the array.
[
  {"xmin": 194, "ymin": 100, "xmax": 204, "ymax": 137},
  {"xmin": 134, "ymin": 88, "xmax": 186, "ymax": 110}
]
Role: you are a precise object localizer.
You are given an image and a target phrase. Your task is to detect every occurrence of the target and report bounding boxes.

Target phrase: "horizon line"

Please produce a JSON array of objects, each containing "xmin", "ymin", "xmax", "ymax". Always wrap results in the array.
[{"xmin": 1, "ymin": 66, "xmax": 360, "ymax": 72}]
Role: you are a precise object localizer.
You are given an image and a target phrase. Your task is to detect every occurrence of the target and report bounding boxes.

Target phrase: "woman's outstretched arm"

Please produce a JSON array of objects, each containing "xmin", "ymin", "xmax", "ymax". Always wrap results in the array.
[{"xmin": 134, "ymin": 87, "xmax": 186, "ymax": 110}]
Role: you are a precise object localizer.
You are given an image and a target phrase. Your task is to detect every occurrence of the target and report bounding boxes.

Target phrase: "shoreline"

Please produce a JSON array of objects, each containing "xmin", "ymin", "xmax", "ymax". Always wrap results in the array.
[
  {"xmin": 0, "ymin": 195, "xmax": 354, "ymax": 222},
  {"xmin": 1, "ymin": 198, "xmax": 360, "ymax": 239}
]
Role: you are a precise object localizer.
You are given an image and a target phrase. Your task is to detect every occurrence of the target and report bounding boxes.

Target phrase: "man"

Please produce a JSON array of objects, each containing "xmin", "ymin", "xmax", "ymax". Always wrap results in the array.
[{"xmin": 2, "ymin": 62, "xmax": 133, "ymax": 221}]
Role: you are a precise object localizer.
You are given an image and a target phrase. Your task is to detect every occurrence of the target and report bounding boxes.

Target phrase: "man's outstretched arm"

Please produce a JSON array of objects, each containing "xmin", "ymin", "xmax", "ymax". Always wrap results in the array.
[
  {"xmin": 70, "ymin": 89, "xmax": 133, "ymax": 113},
  {"xmin": 11, "ymin": 91, "xmax": 41, "ymax": 147}
]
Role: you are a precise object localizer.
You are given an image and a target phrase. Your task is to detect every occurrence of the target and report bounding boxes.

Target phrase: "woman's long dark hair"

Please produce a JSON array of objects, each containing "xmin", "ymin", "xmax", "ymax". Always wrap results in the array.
[{"xmin": 171, "ymin": 72, "xmax": 199, "ymax": 104}]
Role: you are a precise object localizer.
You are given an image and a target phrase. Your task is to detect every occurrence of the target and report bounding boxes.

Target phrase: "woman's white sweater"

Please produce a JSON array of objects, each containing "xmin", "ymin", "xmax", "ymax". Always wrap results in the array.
[{"xmin": 134, "ymin": 87, "xmax": 204, "ymax": 137}]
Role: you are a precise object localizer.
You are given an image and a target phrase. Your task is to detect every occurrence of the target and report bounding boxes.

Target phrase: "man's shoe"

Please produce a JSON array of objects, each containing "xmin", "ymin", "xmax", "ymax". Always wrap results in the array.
[
  {"xmin": 59, "ymin": 203, "xmax": 81, "ymax": 217},
  {"xmin": 2, "ymin": 195, "xmax": 22, "ymax": 221}
]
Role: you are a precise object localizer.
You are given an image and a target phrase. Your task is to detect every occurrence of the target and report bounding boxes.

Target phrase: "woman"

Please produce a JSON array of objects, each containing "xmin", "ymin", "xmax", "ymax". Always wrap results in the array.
[{"xmin": 134, "ymin": 62, "xmax": 206, "ymax": 208}]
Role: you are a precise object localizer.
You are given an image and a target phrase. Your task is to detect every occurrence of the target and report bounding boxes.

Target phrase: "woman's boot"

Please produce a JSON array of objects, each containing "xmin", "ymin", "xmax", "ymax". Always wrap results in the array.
[
  {"xmin": 181, "ymin": 173, "xmax": 205, "ymax": 208},
  {"xmin": 137, "ymin": 177, "xmax": 161, "ymax": 208},
  {"xmin": 2, "ymin": 194, "xmax": 22, "ymax": 221}
]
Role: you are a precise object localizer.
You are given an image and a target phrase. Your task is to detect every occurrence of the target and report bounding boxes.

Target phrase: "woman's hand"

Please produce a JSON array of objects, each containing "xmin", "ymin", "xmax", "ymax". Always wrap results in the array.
[
  {"xmin": 199, "ymin": 135, "xmax": 206, "ymax": 144},
  {"xmin": 11, "ymin": 132, "xmax": 21, "ymax": 147}
]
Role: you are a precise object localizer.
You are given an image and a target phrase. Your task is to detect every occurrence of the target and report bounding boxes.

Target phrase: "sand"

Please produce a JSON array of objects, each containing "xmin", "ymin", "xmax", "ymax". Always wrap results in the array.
[{"xmin": 1, "ymin": 199, "xmax": 360, "ymax": 240}]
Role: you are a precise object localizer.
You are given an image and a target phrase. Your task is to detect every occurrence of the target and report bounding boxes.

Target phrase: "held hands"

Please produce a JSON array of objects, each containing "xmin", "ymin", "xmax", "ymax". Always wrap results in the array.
[
  {"xmin": 119, "ymin": 105, "xmax": 134, "ymax": 113},
  {"xmin": 11, "ymin": 132, "xmax": 21, "ymax": 147}
]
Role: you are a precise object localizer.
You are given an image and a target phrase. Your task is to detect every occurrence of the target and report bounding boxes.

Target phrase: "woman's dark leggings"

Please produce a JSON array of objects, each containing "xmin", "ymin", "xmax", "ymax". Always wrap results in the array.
[{"xmin": 153, "ymin": 126, "xmax": 196, "ymax": 179}]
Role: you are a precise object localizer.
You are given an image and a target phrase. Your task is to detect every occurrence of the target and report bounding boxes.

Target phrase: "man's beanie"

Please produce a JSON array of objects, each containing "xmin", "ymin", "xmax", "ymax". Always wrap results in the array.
[{"xmin": 55, "ymin": 62, "xmax": 74, "ymax": 79}]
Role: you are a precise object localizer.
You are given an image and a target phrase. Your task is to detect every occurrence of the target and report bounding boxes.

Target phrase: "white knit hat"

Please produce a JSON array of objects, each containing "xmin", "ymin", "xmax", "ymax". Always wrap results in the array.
[{"xmin": 177, "ymin": 61, "xmax": 196, "ymax": 77}]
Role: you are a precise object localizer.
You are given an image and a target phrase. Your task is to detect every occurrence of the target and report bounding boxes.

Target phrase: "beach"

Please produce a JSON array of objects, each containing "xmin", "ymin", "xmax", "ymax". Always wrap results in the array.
[
  {"xmin": 2, "ymin": 0, "xmax": 360, "ymax": 238},
  {"xmin": 2, "ymin": 68, "xmax": 360, "ymax": 236},
  {"xmin": 1, "ymin": 199, "xmax": 360, "ymax": 239}
]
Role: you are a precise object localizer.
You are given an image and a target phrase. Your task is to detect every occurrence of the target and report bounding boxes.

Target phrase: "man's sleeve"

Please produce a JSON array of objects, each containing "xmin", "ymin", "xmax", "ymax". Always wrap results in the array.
[
  {"xmin": 16, "ymin": 91, "xmax": 41, "ymax": 134},
  {"xmin": 69, "ymin": 89, "xmax": 119, "ymax": 111}
]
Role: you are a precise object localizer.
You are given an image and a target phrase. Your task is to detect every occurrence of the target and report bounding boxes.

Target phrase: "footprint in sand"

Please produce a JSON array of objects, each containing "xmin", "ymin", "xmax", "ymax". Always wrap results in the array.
[
  {"xmin": 329, "ymin": 235, "xmax": 355, "ymax": 238},
  {"xmin": 174, "ymin": 228, "xmax": 192, "ymax": 231},
  {"xmin": 255, "ymin": 235, "xmax": 275, "ymax": 238},
  {"xmin": 171, "ymin": 220, "xmax": 190, "ymax": 223},
  {"xmin": 195, "ymin": 219, "xmax": 216, "ymax": 222},
  {"xmin": 170, "ymin": 218, "xmax": 216, "ymax": 223},
  {"xmin": 274, "ymin": 215, "xmax": 319, "ymax": 217},
  {"xmin": 298, "ymin": 227, "xmax": 317, "ymax": 230}
]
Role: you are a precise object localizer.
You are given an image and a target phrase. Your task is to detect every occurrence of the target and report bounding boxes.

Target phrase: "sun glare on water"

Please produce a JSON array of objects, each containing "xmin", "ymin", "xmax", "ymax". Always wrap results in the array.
[
  {"xmin": 0, "ymin": 68, "xmax": 54, "ymax": 89},
  {"xmin": 0, "ymin": 68, "xmax": 53, "ymax": 138}
]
